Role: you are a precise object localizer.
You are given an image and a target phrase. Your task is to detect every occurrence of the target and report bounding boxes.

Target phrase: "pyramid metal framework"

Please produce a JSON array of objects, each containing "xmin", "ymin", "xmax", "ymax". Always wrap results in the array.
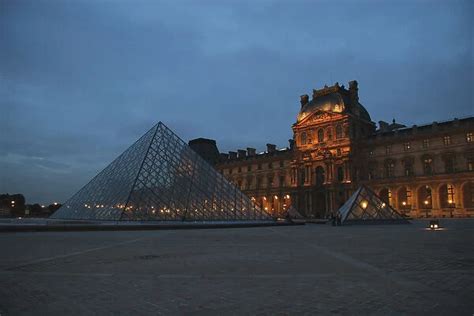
[
  {"xmin": 338, "ymin": 186, "xmax": 409, "ymax": 224},
  {"xmin": 51, "ymin": 122, "xmax": 272, "ymax": 222}
]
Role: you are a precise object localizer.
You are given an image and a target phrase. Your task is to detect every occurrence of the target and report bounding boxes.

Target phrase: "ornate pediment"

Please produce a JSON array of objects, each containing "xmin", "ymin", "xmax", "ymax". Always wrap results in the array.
[{"xmin": 295, "ymin": 110, "xmax": 345, "ymax": 128}]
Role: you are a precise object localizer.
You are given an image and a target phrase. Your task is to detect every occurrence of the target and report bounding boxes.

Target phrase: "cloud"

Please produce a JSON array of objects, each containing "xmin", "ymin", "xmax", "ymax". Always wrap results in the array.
[{"xmin": 0, "ymin": 0, "xmax": 472, "ymax": 203}]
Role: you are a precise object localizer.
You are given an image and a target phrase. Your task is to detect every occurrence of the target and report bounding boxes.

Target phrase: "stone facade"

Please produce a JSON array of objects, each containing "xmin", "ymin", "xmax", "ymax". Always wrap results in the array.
[{"xmin": 199, "ymin": 81, "xmax": 474, "ymax": 218}]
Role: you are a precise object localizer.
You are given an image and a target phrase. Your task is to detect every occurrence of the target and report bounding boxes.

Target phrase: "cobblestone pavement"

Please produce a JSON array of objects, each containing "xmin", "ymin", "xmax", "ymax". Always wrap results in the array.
[{"xmin": 0, "ymin": 219, "xmax": 473, "ymax": 315}]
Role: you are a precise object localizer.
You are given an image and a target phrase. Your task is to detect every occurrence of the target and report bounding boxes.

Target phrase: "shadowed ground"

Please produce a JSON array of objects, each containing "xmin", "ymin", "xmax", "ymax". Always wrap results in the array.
[{"xmin": 0, "ymin": 220, "xmax": 473, "ymax": 315}]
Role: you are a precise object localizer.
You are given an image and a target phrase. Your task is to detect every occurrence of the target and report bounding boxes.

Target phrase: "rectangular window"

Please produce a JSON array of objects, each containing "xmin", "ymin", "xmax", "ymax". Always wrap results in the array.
[
  {"xmin": 385, "ymin": 145, "xmax": 391, "ymax": 154},
  {"xmin": 279, "ymin": 176, "xmax": 285, "ymax": 187},
  {"xmin": 467, "ymin": 132, "xmax": 473, "ymax": 143},
  {"xmin": 404, "ymin": 142, "xmax": 411, "ymax": 151},
  {"xmin": 443, "ymin": 135, "xmax": 451, "ymax": 146},
  {"xmin": 422, "ymin": 139, "xmax": 430, "ymax": 149}
]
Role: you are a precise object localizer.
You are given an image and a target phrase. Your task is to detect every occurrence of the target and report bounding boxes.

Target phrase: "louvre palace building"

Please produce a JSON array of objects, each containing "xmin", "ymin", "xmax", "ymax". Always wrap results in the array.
[{"xmin": 190, "ymin": 80, "xmax": 474, "ymax": 219}]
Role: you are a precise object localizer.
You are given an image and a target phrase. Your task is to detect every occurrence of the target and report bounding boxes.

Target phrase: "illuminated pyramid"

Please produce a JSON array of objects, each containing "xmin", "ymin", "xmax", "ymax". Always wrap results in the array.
[
  {"xmin": 338, "ymin": 186, "xmax": 409, "ymax": 224},
  {"xmin": 51, "ymin": 122, "xmax": 272, "ymax": 221}
]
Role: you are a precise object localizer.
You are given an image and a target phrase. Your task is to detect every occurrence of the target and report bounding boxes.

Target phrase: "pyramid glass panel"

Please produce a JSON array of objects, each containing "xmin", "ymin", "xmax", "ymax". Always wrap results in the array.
[
  {"xmin": 338, "ymin": 186, "xmax": 409, "ymax": 224},
  {"xmin": 51, "ymin": 122, "xmax": 272, "ymax": 222}
]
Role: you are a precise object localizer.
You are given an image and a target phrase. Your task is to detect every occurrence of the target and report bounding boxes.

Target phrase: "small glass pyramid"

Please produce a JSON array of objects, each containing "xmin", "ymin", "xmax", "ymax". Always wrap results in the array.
[
  {"xmin": 51, "ymin": 122, "xmax": 272, "ymax": 222},
  {"xmin": 338, "ymin": 186, "xmax": 409, "ymax": 224}
]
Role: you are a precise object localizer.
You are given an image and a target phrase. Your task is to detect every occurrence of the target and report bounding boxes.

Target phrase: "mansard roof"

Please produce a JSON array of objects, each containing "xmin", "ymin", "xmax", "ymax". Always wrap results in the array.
[{"xmin": 297, "ymin": 81, "xmax": 372, "ymax": 123}]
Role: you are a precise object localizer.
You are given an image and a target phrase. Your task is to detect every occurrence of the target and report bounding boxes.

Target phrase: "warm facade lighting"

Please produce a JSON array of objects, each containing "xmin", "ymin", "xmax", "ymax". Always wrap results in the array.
[
  {"xmin": 360, "ymin": 200, "xmax": 368, "ymax": 209},
  {"xmin": 402, "ymin": 201, "xmax": 406, "ymax": 206},
  {"xmin": 424, "ymin": 200, "xmax": 429, "ymax": 205},
  {"xmin": 274, "ymin": 195, "xmax": 278, "ymax": 200}
]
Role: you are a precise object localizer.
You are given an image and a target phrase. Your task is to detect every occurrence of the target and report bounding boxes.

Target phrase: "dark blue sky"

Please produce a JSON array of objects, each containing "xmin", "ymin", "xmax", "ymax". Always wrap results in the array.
[{"xmin": 1, "ymin": 0, "xmax": 472, "ymax": 204}]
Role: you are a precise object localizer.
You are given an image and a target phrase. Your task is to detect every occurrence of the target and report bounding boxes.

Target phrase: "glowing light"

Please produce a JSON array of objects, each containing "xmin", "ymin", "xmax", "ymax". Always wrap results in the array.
[
  {"xmin": 381, "ymin": 203, "xmax": 386, "ymax": 207},
  {"xmin": 424, "ymin": 200, "xmax": 429, "ymax": 205},
  {"xmin": 264, "ymin": 207, "xmax": 268, "ymax": 211},
  {"xmin": 11, "ymin": 200, "xmax": 15, "ymax": 204},
  {"xmin": 360, "ymin": 200, "xmax": 368, "ymax": 209},
  {"xmin": 285, "ymin": 195, "xmax": 290, "ymax": 199},
  {"xmin": 402, "ymin": 201, "xmax": 406, "ymax": 206},
  {"xmin": 274, "ymin": 195, "xmax": 278, "ymax": 200},
  {"xmin": 53, "ymin": 202, "xmax": 58, "ymax": 206},
  {"xmin": 263, "ymin": 197, "xmax": 267, "ymax": 201},
  {"xmin": 448, "ymin": 200, "xmax": 453, "ymax": 204}
]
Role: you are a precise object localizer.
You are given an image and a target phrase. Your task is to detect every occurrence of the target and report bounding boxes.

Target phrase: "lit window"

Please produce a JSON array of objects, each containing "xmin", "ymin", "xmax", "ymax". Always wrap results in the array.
[
  {"xmin": 422, "ymin": 139, "xmax": 430, "ymax": 149},
  {"xmin": 404, "ymin": 142, "xmax": 411, "ymax": 151},
  {"xmin": 467, "ymin": 157, "xmax": 473, "ymax": 171},
  {"xmin": 443, "ymin": 136, "xmax": 451, "ymax": 146},
  {"xmin": 467, "ymin": 132, "xmax": 473, "ymax": 143},
  {"xmin": 423, "ymin": 157, "xmax": 433, "ymax": 175}
]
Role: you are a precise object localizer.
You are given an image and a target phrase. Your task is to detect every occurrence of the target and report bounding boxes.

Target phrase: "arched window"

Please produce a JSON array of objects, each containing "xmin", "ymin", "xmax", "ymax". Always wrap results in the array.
[
  {"xmin": 439, "ymin": 184, "xmax": 455, "ymax": 208},
  {"xmin": 397, "ymin": 187, "xmax": 412, "ymax": 209},
  {"xmin": 336, "ymin": 124, "xmax": 343, "ymax": 139},
  {"xmin": 301, "ymin": 132, "xmax": 307, "ymax": 145},
  {"xmin": 315, "ymin": 166, "xmax": 325, "ymax": 186},
  {"xmin": 379, "ymin": 188, "xmax": 392, "ymax": 206},
  {"xmin": 418, "ymin": 185, "xmax": 432, "ymax": 209},
  {"xmin": 317, "ymin": 129, "xmax": 324, "ymax": 143}
]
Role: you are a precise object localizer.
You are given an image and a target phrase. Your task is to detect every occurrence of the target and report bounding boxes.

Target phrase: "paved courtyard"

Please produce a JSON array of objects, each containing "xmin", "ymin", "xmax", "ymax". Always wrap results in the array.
[{"xmin": 0, "ymin": 219, "xmax": 473, "ymax": 315}]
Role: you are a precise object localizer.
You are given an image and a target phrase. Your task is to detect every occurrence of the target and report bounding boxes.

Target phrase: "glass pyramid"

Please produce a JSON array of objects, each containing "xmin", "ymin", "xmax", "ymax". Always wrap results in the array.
[
  {"xmin": 338, "ymin": 186, "xmax": 409, "ymax": 224},
  {"xmin": 51, "ymin": 122, "xmax": 272, "ymax": 222}
]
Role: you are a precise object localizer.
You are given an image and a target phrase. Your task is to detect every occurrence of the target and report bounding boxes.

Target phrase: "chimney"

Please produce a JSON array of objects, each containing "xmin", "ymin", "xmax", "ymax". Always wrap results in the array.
[
  {"xmin": 379, "ymin": 120, "xmax": 389, "ymax": 132},
  {"xmin": 300, "ymin": 94, "xmax": 309, "ymax": 108},
  {"xmin": 266, "ymin": 144, "xmax": 276, "ymax": 153},
  {"xmin": 219, "ymin": 153, "xmax": 229, "ymax": 161},
  {"xmin": 237, "ymin": 149, "xmax": 246, "ymax": 159},
  {"xmin": 228, "ymin": 151, "xmax": 237, "ymax": 159},
  {"xmin": 349, "ymin": 80, "xmax": 359, "ymax": 104},
  {"xmin": 247, "ymin": 147, "xmax": 256, "ymax": 156},
  {"xmin": 288, "ymin": 139, "xmax": 295, "ymax": 150}
]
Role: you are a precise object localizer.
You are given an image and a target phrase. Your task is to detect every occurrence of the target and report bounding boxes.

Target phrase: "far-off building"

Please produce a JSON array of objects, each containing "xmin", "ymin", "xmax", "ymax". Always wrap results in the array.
[{"xmin": 190, "ymin": 81, "xmax": 474, "ymax": 218}]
